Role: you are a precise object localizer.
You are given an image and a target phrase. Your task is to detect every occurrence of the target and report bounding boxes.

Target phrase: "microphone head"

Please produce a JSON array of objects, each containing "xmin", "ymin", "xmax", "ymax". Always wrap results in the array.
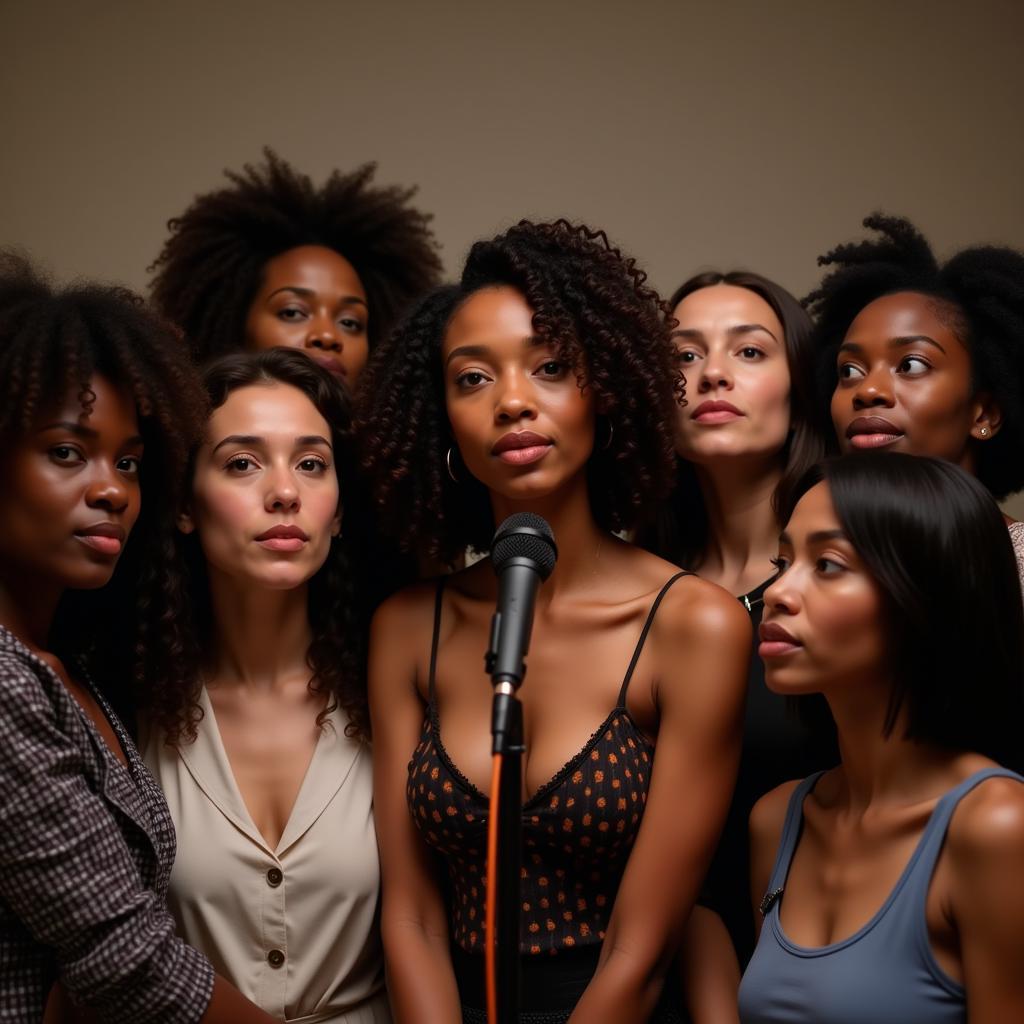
[{"xmin": 491, "ymin": 513, "xmax": 557, "ymax": 580}]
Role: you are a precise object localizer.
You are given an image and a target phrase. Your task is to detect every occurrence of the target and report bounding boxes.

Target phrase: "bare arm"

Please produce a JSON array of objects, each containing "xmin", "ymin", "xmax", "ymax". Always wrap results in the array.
[
  {"xmin": 678, "ymin": 907, "xmax": 740, "ymax": 1024},
  {"xmin": 370, "ymin": 588, "xmax": 463, "ymax": 1023},
  {"xmin": 568, "ymin": 581, "xmax": 750, "ymax": 1023},
  {"xmin": 747, "ymin": 781, "xmax": 799, "ymax": 943},
  {"xmin": 948, "ymin": 777, "xmax": 1024, "ymax": 1022}
]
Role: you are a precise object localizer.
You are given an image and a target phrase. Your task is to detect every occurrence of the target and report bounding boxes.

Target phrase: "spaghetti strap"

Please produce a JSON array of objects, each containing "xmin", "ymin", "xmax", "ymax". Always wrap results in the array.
[
  {"xmin": 616, "ymin": 571, "xmax": 692, "ymax": 707},
  {"xmin": 427, "ymin": 578, "xmax": 446, "ymax": 705}
]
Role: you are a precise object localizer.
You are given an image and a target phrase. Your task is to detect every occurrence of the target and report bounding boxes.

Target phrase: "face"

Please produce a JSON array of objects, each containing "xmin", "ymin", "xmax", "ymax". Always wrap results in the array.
[
  {"xmin": 244, "ymin": 245, "xmax": 370, "ymax": 384},
  {"xmin": 442, "ymin": 286, "xmax": 596, "ymax": 504},
  {"xmin": 671, "ymin": 284, "xmax": 791, "ymax": 463},
  {"xmin": 759, "ymin": 482, "xmax": 887, "ymax": 696},
  {"xmin": 183, "ymin": 382, "xmax": 341, "ymax": 592},
  {"xmin": 831, "ymin": 292, "xmax": 999, "ymax": 470},
  {"xmin": 0, "ymin": 375, "xmax": 143, "ymax": 593}
]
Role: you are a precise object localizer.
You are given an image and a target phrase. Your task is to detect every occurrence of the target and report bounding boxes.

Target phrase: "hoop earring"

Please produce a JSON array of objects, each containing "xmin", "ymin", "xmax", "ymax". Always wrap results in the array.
[
  {"xmin": 600, "ymin": 419, "xmax": 614, "ymax": 451},
  {"xmin": 446, "ymin": 447, "xmax": 460, "ymax": 483}
]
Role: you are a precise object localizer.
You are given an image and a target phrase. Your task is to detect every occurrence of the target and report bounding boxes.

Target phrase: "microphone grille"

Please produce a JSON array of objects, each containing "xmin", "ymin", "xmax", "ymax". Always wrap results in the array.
[{"xmin": 491, "ymin": 513, "xmax": 557, "ymax": 579}]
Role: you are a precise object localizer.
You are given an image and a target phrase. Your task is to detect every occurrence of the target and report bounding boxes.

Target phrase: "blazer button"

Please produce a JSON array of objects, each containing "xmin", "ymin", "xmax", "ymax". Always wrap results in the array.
[
  {"xmin": 267, "ymin": 867, "xmax": 283, "ymax": 887},
  {"xmin": 267, "ymin": 949, "xmax": 285, "ymax": 968}
]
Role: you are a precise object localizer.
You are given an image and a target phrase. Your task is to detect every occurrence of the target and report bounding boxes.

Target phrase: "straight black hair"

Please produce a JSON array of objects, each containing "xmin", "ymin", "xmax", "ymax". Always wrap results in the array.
[{"xmin": 781, "ymin": 453, "xmax": 1024, "ymax": 770}]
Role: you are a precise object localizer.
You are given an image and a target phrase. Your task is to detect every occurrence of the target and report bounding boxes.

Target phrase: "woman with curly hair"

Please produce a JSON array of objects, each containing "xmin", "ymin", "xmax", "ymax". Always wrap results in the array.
[
  {"xmin": 0, "ymin": 252, "xmax": 277, "ymax": 1022},
  {"xmin": 140, "ymin": 348, "xmax": 388, "ymax": 1022},
  {"xmin": 360, "ymin": 220, "xmax": 750, "ymax": 1022},
  {"xmin": 149, "ymin": 149, "xmax": 442, "ymax": 383},
  {"xmin": 806, "ymin": 213, "xmax": 1024, "ymax": 581},
  {"xmin": 640, "ymin": 272, "xmax": 834, "ymax": 1018}
]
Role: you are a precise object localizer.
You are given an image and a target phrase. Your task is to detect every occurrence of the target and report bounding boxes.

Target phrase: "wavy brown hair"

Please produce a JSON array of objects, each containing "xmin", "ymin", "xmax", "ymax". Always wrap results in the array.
[
  {"xmin": 137, "ymin": 348, "xmax": 367, "ymax": 743},
  {"xmin": 358, "ymin": 219, "xmax": 680, "ymax": 562},
  {"xmin": 149, "ymin": 148, "xmax": 443, "ymax": 361}
]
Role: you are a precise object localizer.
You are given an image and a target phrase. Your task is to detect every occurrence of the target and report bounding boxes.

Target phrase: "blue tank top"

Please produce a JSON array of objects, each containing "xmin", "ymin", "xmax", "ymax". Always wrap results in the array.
[{"xmin": 738, "ymin": 767, "xmax": 1024, "ymax": 1024}]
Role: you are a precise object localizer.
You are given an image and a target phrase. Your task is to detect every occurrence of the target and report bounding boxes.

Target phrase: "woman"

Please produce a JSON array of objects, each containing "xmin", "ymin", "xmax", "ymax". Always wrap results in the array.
[
  {"xmin": 740, "ymin": 453, "xmax": 1024, "ymax": 1023},
  {"xmin": 805, "ymin": 213, "xmax": 1024, "ymax": 580},
  {"xmin": 149, "ymin": 148, "xmax": 442, "ymax": 382},
  {"xmin": 0, "ymin": 253, "xmax": 276, "ymax": 1022},
  {"xmin": 141, "ymin": 349, "xmax": 388, "ymax": 1022},
  {"xmin": 642, "ymin": 272, "xmax": 833, "ymax": 994},
  {"xmin": 360, "ymin": 220, "xmax": 750, "ymax": 1022}
]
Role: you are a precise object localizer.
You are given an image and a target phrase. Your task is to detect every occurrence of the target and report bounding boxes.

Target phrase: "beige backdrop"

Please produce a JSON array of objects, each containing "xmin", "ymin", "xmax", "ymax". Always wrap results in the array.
[{"xmin": 2, "ymin": 0, "xmax": 1023, "ymax": 506}]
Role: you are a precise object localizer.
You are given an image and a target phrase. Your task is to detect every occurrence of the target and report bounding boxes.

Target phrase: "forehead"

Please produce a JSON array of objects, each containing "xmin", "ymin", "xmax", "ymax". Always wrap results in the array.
[
  {"xmin": 259, "ymin": 245, "xmax": 365, "ymax": 299},
  {"xmin": 207, "ymin": 382, "xmax": 329, "ymax": 437},
  {"xmin": 443, "ymin": 286, "xmax": 538, "ymax": 354},
  {"xmin": 846, "ymin": 291, "xmax": 966, "ymax": 351},
  {"xmin": 786, "ymin": 481, "xmax": 840, "ymax": 536},
  {"xmin": 38, "ymin": 374, "xmax": 139, "ymax": 431},
  {"xmin": 673, "ymin": 284, "xmax": 783, "ymax": 337}
]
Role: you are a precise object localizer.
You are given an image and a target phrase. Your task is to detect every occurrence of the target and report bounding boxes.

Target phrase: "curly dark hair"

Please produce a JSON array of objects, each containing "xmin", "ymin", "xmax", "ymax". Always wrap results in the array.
[
  {"xmin": 136, "ymin": 348, "xmax": 367, "ymax": 743},
  {"xmin": 358, "ymin": 219, "xmax": 680, "ymax": 562},
  {"xmin": 149, "ymin": 148, "xmax": 443, "ymax": 361},
  {"xmin": 0, "ymin": 250, "xmax": 206, "ymax": 707},
  {"xmin": 804, "ymin": 213, "xmax": 1024, "ymax": 499},
  {"xmin": 640, "ymin": 269, "xmax": 825, "ymax": 568}
]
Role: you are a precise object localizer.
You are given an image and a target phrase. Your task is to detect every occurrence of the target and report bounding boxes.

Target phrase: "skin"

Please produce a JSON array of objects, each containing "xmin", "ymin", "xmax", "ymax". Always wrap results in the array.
[
  {"xmin": 179, "ymin": 382, "xmax": 341, "ymax": 850},
  {"xmin": 670, "ymin": 284, "xmax": 792, "ymax": 1021},
  {"xmin": 831, "ymin": 291, "xmax": 1001, "ymax": 467},
  {"xmin": 244, "ymin": 245, "xmax": 370, "ymax": 384},
  {"xmin": 0, "ymin": 377, "xmax": 276, "ymax": 1024},
  {"xmin": 371, "ymin": 286, "xmax": 750, "ymax": 1023},
  {"xmin": 749, "ymin": 482, "xmax": 1024, "ymax": 1022}
]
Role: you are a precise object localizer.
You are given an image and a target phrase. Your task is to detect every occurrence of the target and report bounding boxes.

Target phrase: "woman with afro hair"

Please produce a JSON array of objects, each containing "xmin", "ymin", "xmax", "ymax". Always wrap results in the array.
[
  {"xmin": 360, "ymin": 220, "xmax": 750, "ymax": 1022},
  {"xmin": 149, "ymin": 149, "xmax": 442, "ymax": 384},
  {"xmin": 806, "ymin": 213, "xmax": 1024, "ymax": 582},
  {"xmin": 0, "ymin": 252, "xmax": 277, "ymax": 1023}
]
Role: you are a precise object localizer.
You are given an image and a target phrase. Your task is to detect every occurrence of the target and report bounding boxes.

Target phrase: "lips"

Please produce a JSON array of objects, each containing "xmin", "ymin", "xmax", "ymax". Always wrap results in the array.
[
  {"xmin": 74, "ymin": 522, "xmax": 125, "ymax": 557},
  {"xmin": 691, "ymin": 399, "xmax": 743, "ymax": 424},
  {"xmin": 309, "ymin": 355, "xmax": 345, "ymax": 379},
  {"xmin": 255, "ymin": 524, "xmax": 309, "ymax": 552},
  {"xmin": 491, "ymin": 430, "xmax": 554, "ymax": 466},
  {"xmin": 845, "ymin": 416, "xmax": 904, "ymax": 449},
  {"xmin": 758, "ymin": 620, "xmax": 803, "ymax": 659}
]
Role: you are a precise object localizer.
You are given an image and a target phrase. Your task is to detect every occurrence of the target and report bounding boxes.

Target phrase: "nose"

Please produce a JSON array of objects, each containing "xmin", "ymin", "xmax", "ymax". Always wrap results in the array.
[
  {"xmin": 698, "ymin": 350, "xmax": 733, "ymax": 393},
  {"xmin": 763, "ymin": 565, "xmax": 800, "ymax": 618},
  {"xmin": 84, "ymin": 465, "xmax": 130, "ymax": 514},
  {"xmin": 494, "ymin": 370, "xmax": 538, "ymax": 424},
  {"xmin": 304, "ymin": 313, "xmax": 341, "ymax": 354},
  {"xmin": 265, "ymin": 467, "xmax": 301, "ymax": 514},
  {"xmin": 851, "ymin": 365, "xmax": 895, "ymax": 410}
]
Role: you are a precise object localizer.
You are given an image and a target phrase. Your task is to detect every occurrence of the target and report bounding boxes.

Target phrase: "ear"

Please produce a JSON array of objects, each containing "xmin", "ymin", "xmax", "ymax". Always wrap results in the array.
[
  {"xmin": 331, "ymin": 500, "xmax": 343, "ymax": 539},
  {"xmin": 177, "ymin": 509, "xmax": 196, "ymax": 535},
  {"xmin": 969, "ymin": 392, "xmax": 1003, "ymax": 441}
]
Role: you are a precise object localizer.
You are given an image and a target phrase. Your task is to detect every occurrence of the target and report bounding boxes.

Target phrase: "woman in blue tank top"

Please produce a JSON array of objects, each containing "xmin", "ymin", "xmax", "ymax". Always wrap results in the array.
[{"xmin": 739, "ymin": 453, "xmax": 1024, "ymax": 1024}]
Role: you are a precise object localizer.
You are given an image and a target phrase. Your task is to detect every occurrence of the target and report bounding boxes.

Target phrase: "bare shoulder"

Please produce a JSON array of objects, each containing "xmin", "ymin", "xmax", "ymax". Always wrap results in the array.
[
  {"xmin": 750, "ymin": 779, "xmax": 803, "ymax": 849},
  {"xmin": 946, "ymin": 773, "xmax": 1024, "ymax": 868},
  {"xmin": 371, "ymin": 579, "xmax": 442, "ymax": 638},
  {"xmin": 649, "ymin": 571, "xmax": 750, "ymax": 647}
]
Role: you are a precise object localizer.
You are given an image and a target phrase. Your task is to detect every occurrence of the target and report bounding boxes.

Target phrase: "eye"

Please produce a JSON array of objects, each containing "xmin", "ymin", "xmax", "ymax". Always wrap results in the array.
[
  {"xmin": 536, "ymin": 360, "xmax": 566, "ymax": 379},
  {"xmin": 225, "ymin": 455, "xmax": 259, "ymax": 473},
  {"xmin": 49, "ymin": 445, "xmax": 84, "ymax": 466},
  {"xmin": 738, "ymin": 346, "xmax": 765, "ymax": 361},
  {"xmin": 897, "ymin": 355, "xmax": 930, "ymax": 376},
  {"xmin": 339, "ymin": 316, "xmax": 365, "ymax": 333},
  {"xmin": 276, "ymin": 306, "xmax": 307, "ymax": 323},
  {"xmin": 455, "ymin": 369, "xmax": 490, "ymax": 390},
  {"xmin": 769, "ymin": 555, "xmax": 789, "ymax": 575},
  {"xmin": 816, "ymin": 557, "xmax": 845, "ymax": 576},
  {"xmin": 297, "ymin": 456, "xmax": 329, "ymax": 473},
  {"xmin": 837, "ymin": 362, "xmax": 865, "ymax": 382},
  {"xmin": 116, "ymin": 455, "xmax": 142, "ymax": 475},
  {"xmin": 676, "ymin": 350, "xmax": 701, "ymax": 365}
]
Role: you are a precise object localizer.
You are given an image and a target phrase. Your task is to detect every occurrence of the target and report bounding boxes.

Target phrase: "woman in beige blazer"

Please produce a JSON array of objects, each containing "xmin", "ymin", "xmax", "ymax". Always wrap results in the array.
[{"xmin": 141, "ymin": 348, "xmax": 389, "ymax": 1024}]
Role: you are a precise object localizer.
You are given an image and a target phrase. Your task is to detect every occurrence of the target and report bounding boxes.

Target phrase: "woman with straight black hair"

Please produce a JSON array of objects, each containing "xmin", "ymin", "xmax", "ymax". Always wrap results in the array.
[
  {"xmin": 639, "ymin": 271, "xmax": 833, "ymax": 1017},
  {"xmin": 740, "ymin": 453, "xmax": 1024, "ymax": 1024}
]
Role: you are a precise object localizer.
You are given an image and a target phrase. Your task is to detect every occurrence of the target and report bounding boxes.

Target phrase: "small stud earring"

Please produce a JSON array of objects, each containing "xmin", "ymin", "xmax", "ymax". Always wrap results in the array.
[
  {"xmin": 446, "ymin": 447, "xmax": 460, "ymax": 483},
  {"xmin": 980, "ymin": 427, "xmax": 990, "ymax": 438},
  {"xmin": 600, "ymin": 419, "xmax": 614, "ymax": 451}
]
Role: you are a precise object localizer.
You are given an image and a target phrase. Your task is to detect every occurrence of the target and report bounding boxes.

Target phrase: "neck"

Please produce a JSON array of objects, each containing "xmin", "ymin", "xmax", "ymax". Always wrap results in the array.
[
  {"xmin": 204, "ymin": 569, "xmax": 313, "ymax": 690},
  {"xmin": 490, "ymin": 472, "xmax": 611, "ymax": 601},
  {"xmin": 826, "ymin": 683, "xmax": 950, "ymax": 812},
  {"xmin": 693, "ymin": 455, "xmax": 782, "ymax": 594},
  {"xmin": 0, "ymin": 573, "xmax": 62, "ymax": 653}
]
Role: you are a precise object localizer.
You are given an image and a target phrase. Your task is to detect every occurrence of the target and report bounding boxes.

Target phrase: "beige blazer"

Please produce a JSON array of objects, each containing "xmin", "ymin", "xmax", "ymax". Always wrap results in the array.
[{"xmin": 143, "ymin": 689, "xmax": 390, "ymax": 1024}]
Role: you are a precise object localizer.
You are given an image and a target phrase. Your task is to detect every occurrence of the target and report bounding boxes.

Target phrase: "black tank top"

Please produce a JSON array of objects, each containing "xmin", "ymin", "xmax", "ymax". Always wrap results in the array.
[{"xmin": 406, "ymin": 571, "xmax": 690, "ymax": 957}]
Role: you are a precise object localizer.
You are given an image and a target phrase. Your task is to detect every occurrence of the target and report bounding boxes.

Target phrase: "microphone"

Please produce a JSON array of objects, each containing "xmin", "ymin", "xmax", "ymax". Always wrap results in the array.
[{"xmin": 486, "ymin": 513, "xmax": 558, "ymax": 692}]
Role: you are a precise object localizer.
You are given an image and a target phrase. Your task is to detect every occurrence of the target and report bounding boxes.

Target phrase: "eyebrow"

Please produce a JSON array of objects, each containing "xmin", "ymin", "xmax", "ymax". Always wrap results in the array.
[
  {"xmin": 838, "ymin": 334, "xmax": 946, "ymax": 356},
  {"xmin": 669, "ymin": 323, "xmax": 779, "ymax": 343},
  {"xmin": 444, "ymin": 335, "xmax": 547, "ymax": 368},
  {"xmin": 38, "ymin": 421, "xmax": 144, "ymax": 446},
  {"xmin": 778, "ymin": 528, "xmax": 848, "ymax": 545},
  {"xmin": 266, "ymin": 286, "xmax": 367, "ymax": 309},
  {"xmin": 210, "ymin": 433, "xmax": 332, "ymax": 455}
]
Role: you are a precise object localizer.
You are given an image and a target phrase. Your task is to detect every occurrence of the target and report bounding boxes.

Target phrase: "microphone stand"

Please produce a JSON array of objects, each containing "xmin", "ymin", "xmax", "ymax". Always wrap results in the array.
[{"xmin": 486, "ymin": 625, "xmax": 524, "ymax": 1024}]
